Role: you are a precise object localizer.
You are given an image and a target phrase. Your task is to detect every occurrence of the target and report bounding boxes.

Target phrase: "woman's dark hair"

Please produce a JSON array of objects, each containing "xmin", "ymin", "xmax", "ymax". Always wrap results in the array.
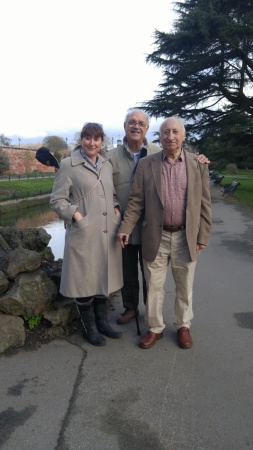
[{"xmin": 80, "ymin": 122, "xmax": 105, "ymax": 141}]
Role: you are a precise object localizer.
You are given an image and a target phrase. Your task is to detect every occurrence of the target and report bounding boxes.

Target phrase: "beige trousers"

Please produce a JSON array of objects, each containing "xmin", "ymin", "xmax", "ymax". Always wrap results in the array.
[{"xmin": 143, "ymin": 229, "xmax": 196, "ymax": 333}]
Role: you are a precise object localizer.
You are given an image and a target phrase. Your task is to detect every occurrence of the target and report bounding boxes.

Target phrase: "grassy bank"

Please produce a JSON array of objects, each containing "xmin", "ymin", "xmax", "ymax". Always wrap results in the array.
[
  {"xmin": 0, "ymin": 196, "xmax": 51, "ymax": 215},
  {"xmin": 0, "ymin": 179, "xmax": 54, "ymax": 201}
]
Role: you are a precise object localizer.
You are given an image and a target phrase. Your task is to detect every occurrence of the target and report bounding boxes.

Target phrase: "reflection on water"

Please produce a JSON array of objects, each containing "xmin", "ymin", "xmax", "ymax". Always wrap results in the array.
[
  {"xmin": 0, "ymin": 203, "xmax": 65, "ymax": 260},
  {"xmin": 43, "ymin": 220, "xmax": 65, "ymax": 260}
]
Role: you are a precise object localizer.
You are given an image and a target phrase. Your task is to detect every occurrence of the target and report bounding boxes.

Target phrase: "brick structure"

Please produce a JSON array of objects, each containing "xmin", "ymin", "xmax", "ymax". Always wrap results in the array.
[{"xmin": 1, "ymin": 147, "xmax": 59, "ymax": 174}]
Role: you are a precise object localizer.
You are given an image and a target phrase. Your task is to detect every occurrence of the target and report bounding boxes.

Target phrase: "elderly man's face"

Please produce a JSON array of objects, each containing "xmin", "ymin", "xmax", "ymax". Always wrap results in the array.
[
  {"xmin": 159, "ymin": 117, "xmax": 186, "ymax": 155},
  {"xmin": 124, "ymin": 111, "xmax": 149, "ymax": 147}
]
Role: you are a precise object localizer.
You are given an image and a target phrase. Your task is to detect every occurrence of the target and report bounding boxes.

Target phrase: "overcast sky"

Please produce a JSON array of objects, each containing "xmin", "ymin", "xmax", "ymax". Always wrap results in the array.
[{"xmin": 1, "ymin": 0, "xmax": 176, "ymax": 145}]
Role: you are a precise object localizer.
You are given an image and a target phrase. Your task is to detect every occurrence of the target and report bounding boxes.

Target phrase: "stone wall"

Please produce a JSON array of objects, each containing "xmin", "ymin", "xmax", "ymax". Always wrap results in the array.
[
  {"xmin": 0, "ymin": 226, "xmax": 77, "ymax": 353},
  {"xmin": 1, "ymin": 147, "xmax": 55, "ymax": 174},
  {"xmin": 1, "ymin": 147, "xmax": 70, "ymax": 174}
]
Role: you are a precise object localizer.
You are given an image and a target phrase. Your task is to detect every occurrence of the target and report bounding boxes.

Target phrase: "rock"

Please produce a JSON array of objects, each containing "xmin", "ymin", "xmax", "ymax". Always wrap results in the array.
[
  {"xmin": 0, "ymin": 226, "xmax": 51, "ymax": 251},
  {"xmin": 41, "ymin": 247, "xmax": 55, "ymax": 262},
  {"xmin": 41, "ymin": 259, "xmax": 62, "ymax": 291},
  {"xmin": 0, "ymin": 226, "xmax": 78, "ymax": 353},
  {"xmin": 0, "ymin": 271, "xmax": 9, "ymax": 294},
  {"xmin": 43, "ymin": 303, "xmax": 77, "ymax": 327},
  {"xmin": 0, "ymin": 248, "xmax": 10, "ymax": 273},
  {"xmin": 0, "ymin": 270, "xmax": 58, "ymax": 317},
  {"xmin": 6, "ymin": 248, "xmax": 42, "ymax": 280},
  {"xmin": 0, "ymin": 234, "xmax": 10, "ymax": 250},
  {"xmin": 0, "ymin": 314, "xmax": 26, "ymax": 353}
]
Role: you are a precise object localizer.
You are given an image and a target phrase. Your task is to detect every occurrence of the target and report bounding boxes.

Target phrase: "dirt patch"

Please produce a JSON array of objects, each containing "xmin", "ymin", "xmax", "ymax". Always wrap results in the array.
[
  {"xmin": 1, "ymin": 319, "xmax": 79, "ymax": 358},
  {"xmin": 23, "ymin": 319, "xmax": 79, "ymax": 351}
]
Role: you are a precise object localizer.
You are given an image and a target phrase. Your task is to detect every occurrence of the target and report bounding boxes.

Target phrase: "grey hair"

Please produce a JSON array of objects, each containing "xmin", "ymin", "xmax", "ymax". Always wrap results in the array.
[
  {"xmin": 159, "ymin": 116, "xmax": 186, "ymax": 135},
  {"xmin": 124, "ymin": 108, "xmax": 150, "ymax": 125}
]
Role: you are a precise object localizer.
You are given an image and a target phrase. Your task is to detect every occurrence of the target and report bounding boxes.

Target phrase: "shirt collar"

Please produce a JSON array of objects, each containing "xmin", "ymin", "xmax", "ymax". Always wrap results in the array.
[
  {"xmin": 80, "ymin": 148, "xmax": 99, "ymax": 170},
  {"xmin": 132, "ymin": 151, "xmax": 140, "ymax": 161},
  {"xmin": 162, "ymin": 148, "xmax": 184, "ymax": 162}
]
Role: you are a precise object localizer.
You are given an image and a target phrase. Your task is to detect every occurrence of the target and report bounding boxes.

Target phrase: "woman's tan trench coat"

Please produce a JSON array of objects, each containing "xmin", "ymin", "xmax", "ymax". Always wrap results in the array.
[{"xmin": 50, "ymin": 148, "xmax": 123, "ymax": 298}]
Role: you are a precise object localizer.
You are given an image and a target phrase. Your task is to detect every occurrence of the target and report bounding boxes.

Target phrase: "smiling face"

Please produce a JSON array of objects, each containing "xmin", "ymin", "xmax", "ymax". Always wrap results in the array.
[
  {"xmin": 81, "ymin": 134, "xmax": 102, "ymax": 162},
  {"xmin": 124, "ymin": 111, "xmax": 149, "ymax": 150},
  {"xmin": 80, "ymin": 122, "xmax": 104, "ymax": 162},
  {"xmin": 159, "ymin": 117, "xmax": 186, "ymax": 158}
]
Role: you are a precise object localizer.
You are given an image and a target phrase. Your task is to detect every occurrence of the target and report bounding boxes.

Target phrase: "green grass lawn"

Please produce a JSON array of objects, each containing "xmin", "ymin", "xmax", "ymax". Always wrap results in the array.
[
  {"xmin": 0, "ymin": 178, "xmax": 54, "ymax": 201},
  {"xmin": 218, "ymin": 171, "xmax": 253, "ymax": 209}
]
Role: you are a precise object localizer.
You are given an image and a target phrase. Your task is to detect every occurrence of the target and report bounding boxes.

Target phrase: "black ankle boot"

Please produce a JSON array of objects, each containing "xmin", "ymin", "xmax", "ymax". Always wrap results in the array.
[
  {"xmin": 76, "ymin": 302, "xmax": 106, "ymax": 346},
  {"xmin": 94, "ymin": 297, "xmax": 122, "ymax": 339}
]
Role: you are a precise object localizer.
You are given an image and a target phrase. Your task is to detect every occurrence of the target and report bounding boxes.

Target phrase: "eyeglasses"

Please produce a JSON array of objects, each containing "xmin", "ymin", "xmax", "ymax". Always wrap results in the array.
[{"xmin": 127, "ymin": 120, "xmax": 148, "ymax": 128}]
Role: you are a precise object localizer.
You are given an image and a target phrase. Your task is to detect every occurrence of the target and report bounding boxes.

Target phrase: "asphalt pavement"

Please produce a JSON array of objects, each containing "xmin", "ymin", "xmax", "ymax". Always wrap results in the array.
[{"xmin": 1, "ymin": 185, "xmax": 253, "ymax": 450}]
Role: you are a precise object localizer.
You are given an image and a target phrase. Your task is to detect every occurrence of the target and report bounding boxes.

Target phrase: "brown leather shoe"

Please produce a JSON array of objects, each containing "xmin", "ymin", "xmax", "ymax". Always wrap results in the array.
[
  {"xmin": 177, "ymin": 327, "xmax": 193, "ymax": 349},
  {"xmin": 139, "ymin": 330, "xmax": 163, "ymax": 349},
  {"xmin": 116, "ymin": 309, "xmax": 138, "ymax": 325}
]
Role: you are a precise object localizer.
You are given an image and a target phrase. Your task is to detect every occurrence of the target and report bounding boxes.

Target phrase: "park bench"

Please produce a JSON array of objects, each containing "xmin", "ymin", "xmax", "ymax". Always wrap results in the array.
[
  {"xmin": 209, "ymin": 170, "xmax": 219, "ymax": 180},
  {"xmin": 209, "ymin": 171, "xmax": 225, "ymax": 186},
  {"xmin": 220, "ymin": 181, "xmax": 241, "ymax": 196},
  {"xmin": 213, "ymin": 175, "xmax": 225, "ymax": 186}
]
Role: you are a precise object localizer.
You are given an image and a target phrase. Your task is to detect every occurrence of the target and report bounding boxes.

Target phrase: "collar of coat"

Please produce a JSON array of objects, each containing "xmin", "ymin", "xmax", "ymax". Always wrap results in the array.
[
  {"xmin": 149, "ymin": 149, "xmax": 200, "ymax": 177},
  {"xmin": 71, "ymin": 145, "xmax": 110, "ymax": 167},
  {"xmin": 123, "ymin": 136, "xmax": 148, "ymax": 159}
]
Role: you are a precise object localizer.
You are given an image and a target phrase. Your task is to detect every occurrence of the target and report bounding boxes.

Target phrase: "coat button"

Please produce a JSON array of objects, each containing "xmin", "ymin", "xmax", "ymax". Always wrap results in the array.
[
  {"xmin": 103, "ymin": 230, "xmax": 108, "ymax": 233},
  {"xmin": 101, "ymin": 195, "xmax": 105, "ymax": 198},
  {"xmin": 103, "ymin": 212, "xmax": 107, "ymax": 216}
]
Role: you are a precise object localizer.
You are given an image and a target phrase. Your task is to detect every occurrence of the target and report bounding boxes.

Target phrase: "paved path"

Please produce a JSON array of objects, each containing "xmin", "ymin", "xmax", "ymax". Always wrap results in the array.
[{"xmin": 1, "ymin": 186, "xmax": 253, "ymax": 450}]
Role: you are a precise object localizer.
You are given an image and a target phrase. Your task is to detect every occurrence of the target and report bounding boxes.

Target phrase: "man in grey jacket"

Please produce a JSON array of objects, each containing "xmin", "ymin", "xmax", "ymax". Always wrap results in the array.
[
  {"xmin": 109, "ymin": 109, "xmax": 159, "ymax": 324},
  {"xmin": 109, "ymin": 109, "xmax": 209, "ymax": 326}
]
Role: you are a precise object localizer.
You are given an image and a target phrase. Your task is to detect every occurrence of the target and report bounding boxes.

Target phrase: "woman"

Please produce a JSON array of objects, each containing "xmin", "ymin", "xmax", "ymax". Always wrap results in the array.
[{"xmin": 50, "ymin": 123, "xmax": 123, "ymax": 346}]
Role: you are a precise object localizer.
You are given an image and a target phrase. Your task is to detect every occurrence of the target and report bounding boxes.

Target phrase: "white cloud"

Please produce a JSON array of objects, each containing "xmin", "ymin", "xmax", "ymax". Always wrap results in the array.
[{"xmin": 0, "ymin": 0, "xmax": 175, "ymax": 140}]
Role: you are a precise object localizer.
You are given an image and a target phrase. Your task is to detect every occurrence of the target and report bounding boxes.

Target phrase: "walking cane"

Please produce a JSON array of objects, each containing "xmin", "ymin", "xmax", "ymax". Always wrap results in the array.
[{"xmin": 122, "ymin": 237, "xmax": 141, "ymax": 336}]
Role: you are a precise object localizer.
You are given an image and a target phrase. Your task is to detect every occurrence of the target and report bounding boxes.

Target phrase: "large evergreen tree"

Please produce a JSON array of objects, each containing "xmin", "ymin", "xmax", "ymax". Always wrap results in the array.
[
  {"xmin": 197, "ymin": 108, "xmax": 253, "ymax": 168},
  {"xmin": 141, "ymin": 0, "xmax": 253, "ymax": 138}
]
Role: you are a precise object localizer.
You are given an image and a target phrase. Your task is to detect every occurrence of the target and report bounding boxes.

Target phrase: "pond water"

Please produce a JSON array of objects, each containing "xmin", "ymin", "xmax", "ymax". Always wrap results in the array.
[{"xmin": 0, "ymin": 203, "xmax": 65, "ymax": 260}]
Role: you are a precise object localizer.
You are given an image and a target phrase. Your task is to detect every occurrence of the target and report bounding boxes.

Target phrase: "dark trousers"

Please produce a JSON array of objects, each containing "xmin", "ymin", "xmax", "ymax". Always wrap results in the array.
[{"xmin": 121, "ymin": 244, "xmax": 147, "ymax": 310}]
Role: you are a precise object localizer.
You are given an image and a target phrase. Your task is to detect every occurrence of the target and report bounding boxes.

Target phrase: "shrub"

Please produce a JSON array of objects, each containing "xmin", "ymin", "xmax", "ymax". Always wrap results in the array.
[
  {"xmin": 24, "ymin": 315, "xmax": 42, "ymax": 329},
  {"xmin": 226, "ymin": 164, "xmax": 238, "ymax": 174}
]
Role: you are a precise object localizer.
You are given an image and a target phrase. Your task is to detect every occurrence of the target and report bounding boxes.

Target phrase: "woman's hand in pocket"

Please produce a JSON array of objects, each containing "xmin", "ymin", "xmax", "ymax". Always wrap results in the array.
[
  {"xmin": 114, "ymin": 207, "xmax": 121, "ymax": 218},
  {"xmin": 73, "ymin": 211, "xmax": 83, "ymax": 222}
]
